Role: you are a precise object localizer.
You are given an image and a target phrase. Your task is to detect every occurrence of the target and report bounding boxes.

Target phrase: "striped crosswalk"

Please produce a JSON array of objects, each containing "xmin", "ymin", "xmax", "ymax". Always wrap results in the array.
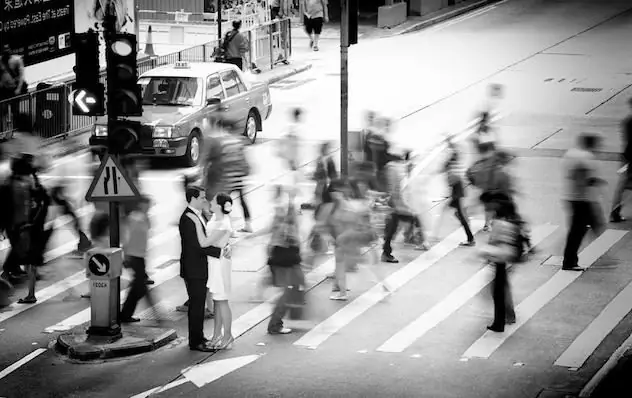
[{"xmin": 1, "ymin": 221, "xmax": 630, "ymax": 397}]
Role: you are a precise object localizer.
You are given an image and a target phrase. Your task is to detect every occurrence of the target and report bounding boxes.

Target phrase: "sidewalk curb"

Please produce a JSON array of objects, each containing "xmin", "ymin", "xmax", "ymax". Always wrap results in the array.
[
  {"xmin": 578, "ymin": 332, "xmax": 632, "ymax": 398},
  {"xmin": 265, "ymin": 62, "xmax": 313, "ymax": 85},
  {"xmin": 56, "ymin": 325, "xmax": 177, "ymax": 361},
  {"xmin": 401, "ymin": 0, "xmax": 501, "ymax": 35}
]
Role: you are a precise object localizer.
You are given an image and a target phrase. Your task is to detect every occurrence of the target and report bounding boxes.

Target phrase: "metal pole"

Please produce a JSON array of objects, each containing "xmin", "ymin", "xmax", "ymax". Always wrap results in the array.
[
  {"xmin": 218, "ymin": 0, "xmax": 223, "ymax": 41},
  {"xmin": 104, "ymin": 1, "xmax": 121, "ymax": 249},
  {"xmin": 340, "ymin": 0, "xmax": 349, "ymax": 177}
]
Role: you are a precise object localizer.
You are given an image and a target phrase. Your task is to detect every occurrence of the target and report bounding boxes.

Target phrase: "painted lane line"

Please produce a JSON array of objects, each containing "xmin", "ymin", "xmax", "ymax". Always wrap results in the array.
[
  {"xmin": 377, "ymin": 224, "xmax": 558, "ymax": 353},
  {"xmin": 0, "ymin": 229, "xmax": 177, "ymax": 326},
  {"xmin": 129, "ymin": 258, "xmax": 335, "ymax": 398},
  {"xmin": 579, "ymin": 326, "xmax": 632, "ymax": 398},
  {"xmin": 555, "ymin": 278, "xmax": 632, "ymax": 369},
  {"xmin": 0, "ymin": 348, "xmax": 47, "ymax": 381},
  {"xmin": 181, "ymin": 354, "xmax": 261, "ymax": 388},
  {"xmin": 463, "ymin": 229, "xmax": 628, "ymax": 360},
  {"xmin": 43, "ymin": 253, "xmax": 176, "ymax": 333},
  {"xmin": 294, "ymin": 221, "xmax": 484, "ymax": 349}
]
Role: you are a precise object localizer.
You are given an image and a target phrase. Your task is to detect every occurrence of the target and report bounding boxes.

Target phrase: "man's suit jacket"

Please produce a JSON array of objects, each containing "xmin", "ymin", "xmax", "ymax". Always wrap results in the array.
[{"xmin": 179, "ymin": 208, "xmax": 221, "ymax": 280}]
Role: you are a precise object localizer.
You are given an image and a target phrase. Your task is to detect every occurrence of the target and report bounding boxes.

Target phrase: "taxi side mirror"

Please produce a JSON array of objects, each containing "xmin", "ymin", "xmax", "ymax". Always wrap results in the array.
[{"xmin": 207, "ymin": 97, "xmax": 221, "ymax": 105}]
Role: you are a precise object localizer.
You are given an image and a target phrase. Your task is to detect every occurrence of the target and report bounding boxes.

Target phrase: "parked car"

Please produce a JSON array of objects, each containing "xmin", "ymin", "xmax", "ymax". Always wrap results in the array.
[{"xmin": 89, "ymin": 61, "xmax": 272, "ymax": 166}]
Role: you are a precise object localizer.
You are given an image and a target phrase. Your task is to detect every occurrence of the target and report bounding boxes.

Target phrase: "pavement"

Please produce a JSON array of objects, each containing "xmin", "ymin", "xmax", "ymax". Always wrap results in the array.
[{"xmin": 2, "ymin": 0, "xmax": 632, "ymax": 397}]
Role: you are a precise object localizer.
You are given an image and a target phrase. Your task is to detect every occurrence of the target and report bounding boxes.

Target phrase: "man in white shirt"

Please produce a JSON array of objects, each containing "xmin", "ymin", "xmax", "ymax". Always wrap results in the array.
[
  {"xmin": 562, "ymin": 132, "xmax": 607, "ymax": 271},
  {"xmin": 301, "ymin": 0, "xmax": 328, "ymax": 51}
]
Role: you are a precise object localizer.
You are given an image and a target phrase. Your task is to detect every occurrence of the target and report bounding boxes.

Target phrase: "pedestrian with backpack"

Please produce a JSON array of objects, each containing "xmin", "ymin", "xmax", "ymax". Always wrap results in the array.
[{"xmin": 221, "ymin": 20, "xmax": 249, "ymax": 71}]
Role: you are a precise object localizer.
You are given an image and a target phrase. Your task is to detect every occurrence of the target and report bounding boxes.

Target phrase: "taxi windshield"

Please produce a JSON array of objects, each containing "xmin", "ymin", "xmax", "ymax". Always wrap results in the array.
[{"xmin": 139, "ymin": 77, "xmax": 203, "ymax": 106}]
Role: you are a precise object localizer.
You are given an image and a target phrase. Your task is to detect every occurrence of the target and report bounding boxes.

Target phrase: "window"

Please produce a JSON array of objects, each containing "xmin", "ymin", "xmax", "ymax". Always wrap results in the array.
[
  {"xmin": 206, "ymin": 74, "xmax": 225, "ymax": 99},
  {"xmin": 220, "ymin": 70, "xmax": 241, "ymax": 97},
  {"xmin": 138, "ymin": 77, "xmax": 202, "ymax": 106}
]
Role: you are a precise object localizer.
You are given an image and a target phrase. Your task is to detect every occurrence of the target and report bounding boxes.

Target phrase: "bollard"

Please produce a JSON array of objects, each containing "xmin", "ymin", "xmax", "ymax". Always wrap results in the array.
[
  {"xmin": 144, "ymin": 25, "xmax": 156, "ymax": 57},
  {"xmin": 85, "ymin": 247, "xmax": 124, "ymax": 338}
]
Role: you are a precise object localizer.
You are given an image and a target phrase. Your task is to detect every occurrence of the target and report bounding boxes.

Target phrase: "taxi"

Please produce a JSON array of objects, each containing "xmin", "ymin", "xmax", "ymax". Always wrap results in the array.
[{"xmin": 89, "ymin": 61, "xmax": 272, "ymax": 166}]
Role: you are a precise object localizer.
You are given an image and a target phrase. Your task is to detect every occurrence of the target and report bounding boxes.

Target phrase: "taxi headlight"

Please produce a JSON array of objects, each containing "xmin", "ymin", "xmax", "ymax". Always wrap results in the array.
[
  {"xmin": 153, "ymin": 126, "xmax": 173, "ymax": 138},
  {"xmin": 94, "ymin": 125, "xmax": 108, "ymax": 137}
]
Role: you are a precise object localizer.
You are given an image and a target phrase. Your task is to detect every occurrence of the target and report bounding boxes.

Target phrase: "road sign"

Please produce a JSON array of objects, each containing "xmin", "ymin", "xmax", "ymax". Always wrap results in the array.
[
  {"xmin": 88, "ymin": 254, "xmax": 110, "ymax": 277},
  {"xmin": 86, "ymin": 153, "xmax": 141, "ymax": 202}
]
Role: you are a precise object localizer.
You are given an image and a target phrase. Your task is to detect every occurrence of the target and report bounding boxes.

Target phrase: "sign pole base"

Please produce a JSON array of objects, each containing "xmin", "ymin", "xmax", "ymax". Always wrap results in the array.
[{"xmin": 86, "ymin": 325, "xmax": 122, "ymax": 339}]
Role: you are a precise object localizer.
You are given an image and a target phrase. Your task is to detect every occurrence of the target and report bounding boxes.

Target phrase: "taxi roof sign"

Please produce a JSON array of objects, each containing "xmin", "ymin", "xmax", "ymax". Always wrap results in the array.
[{"xmin": 174, "ymin": 61, "xmax": 190, "ymax": 69}]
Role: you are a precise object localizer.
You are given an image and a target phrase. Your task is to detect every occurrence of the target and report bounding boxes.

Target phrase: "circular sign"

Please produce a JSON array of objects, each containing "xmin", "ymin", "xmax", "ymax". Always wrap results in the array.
[{"xmin": 88, "ymin": 254, "xmax": 110, "ymax": 277}]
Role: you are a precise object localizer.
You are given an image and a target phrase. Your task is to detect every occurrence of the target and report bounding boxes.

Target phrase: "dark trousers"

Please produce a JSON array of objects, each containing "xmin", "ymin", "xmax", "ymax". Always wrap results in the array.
[
  {"xmin": 121, "ymin": 256, "xmax": 153, "ymax": 319},
  {"xmin": 451, "ymin": 183, "xmax": 474, "ymax": 242},
  {"xmin": 268, "ymin": 265, "xmax": 304, "ymax": 332},
  {"xmin": 563, "ymin": 201, "xmax": 604, "ymax": 269},
  {"xmin": 235, "ymin": 189, "xmax": 251, "ymax": 221},
  {"xmin": 491, "ymin": 262, "xmax": 515, "ymax": 329},
  {"xmin": 3, "ymin": 229, "xmax": 22, "ymax": 275},
  {"xmin": 383, "ymin": 212, "xmax": 419, "ymax": 255},
  {"xmin": 226, "ymin": 57, "xmax": 243, "ymax": 71},
  {"xmin": 184, "ymin": 278, "xmax": 208, "ymax": 346}
]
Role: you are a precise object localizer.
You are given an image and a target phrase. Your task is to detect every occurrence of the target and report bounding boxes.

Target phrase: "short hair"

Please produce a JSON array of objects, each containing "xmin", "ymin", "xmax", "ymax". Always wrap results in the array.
[
  {"xmin": 232, "ymin": 20, "xmax": 242, "ymax": 29},
  {"xmin": 185, "ymin": 186, "xmax": 204, "ymax": 203},
  {"xmin": 89, "ymin": 212, "xmax": 110, "ymax": 240},
  {"xmin": 215, "ymin": 192, "xmax": 233, "ymax": 214}
]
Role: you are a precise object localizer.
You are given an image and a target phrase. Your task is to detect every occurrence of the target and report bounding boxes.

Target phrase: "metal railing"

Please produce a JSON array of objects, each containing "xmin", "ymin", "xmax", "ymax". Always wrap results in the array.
[{"xmin": 0, "ymin": 18, "xmax": 292, "ymax": 143}]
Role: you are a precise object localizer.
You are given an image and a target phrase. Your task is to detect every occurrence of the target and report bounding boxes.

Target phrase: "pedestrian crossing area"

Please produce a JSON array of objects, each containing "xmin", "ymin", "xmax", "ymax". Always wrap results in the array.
[{"xmin": 1, "ymin": 220, "xmax": 631, "ymax": 397}]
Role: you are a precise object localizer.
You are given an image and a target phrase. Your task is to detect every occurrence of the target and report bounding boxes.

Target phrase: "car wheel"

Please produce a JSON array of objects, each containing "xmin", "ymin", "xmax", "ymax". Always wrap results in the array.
[
  {"xmin": 244, "ymin": 110, "xmax": 258, "ymax": 144},
  {"xmin": 185, "ymin": 132, "xmax": 201, "ymax": 167}
]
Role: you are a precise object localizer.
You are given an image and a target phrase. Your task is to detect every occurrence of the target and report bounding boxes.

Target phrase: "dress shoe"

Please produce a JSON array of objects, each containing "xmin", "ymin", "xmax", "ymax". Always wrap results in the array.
[
  {"xmin": 189, "ymin": 343, "xmax": 215, "ymax": 352},
  {"xmin": 562, "ymin": 266, "xmax": 585, "ymax": 272},
  {"xmin": 487, "ymin": 325, "xmax": 504, "ymax": 333},
  {"xmin": 268, "ymin": 327, "xmax": 292, "ymax": 335},
  {"xmin": 610, "ymin": 213, "xmax": 626, "ymax": 223},
  {"xmin": 381, "ymin": 253, "xmax": 399, "ymax": 263},
  {"xmin": 120, "ymin": 317, "xmax": 141, "ymax": 323}
]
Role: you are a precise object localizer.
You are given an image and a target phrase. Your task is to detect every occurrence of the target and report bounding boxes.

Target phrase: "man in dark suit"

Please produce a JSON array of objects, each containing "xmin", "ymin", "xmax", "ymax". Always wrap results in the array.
[{"xmin": 179, "ymin": 185, "xmax": 223, "ymax": 352}]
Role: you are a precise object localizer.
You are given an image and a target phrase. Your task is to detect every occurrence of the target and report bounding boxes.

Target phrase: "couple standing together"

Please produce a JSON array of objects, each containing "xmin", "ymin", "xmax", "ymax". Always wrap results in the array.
[{"xmin": 179, "ymin": 186, "xmax": 235, "ymax": 352}]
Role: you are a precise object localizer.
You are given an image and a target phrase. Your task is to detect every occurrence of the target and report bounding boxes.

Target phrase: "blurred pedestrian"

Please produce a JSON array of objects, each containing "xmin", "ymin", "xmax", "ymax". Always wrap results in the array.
[
  {"xmin": 562, "ymin": 132, "xmax": 607, "ymax": 271},
  {"xmin": 301, "ymin": 0, "xmax": 328, "ymax": 51},
  {"xmin": 246, "ymin": 185, "xmax": 304, "ymax": 333},
  {"xmin": 609, "ymin": 97, "xmax": 632, "ymax": 223},
  {"xmin": 303, "ymin": 141, "xmax": 337, "ymax": 210},
  {"xmin": 478, "ymin": 193, "xmax": 520, "ymax": 333},
  {"xmin": 120, "ymin": 196, "xmax": 154, "ymax": 323},
  {"xmin": 50, "ymin": 183, "xmax": 92, "ymax": 252},
  {"xmin": 222, "ymin": 20, "xmax": 249, "ymax": 71}
]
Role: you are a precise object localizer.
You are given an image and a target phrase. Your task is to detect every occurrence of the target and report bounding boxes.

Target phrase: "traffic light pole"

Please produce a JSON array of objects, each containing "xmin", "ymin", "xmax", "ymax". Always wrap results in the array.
[
  {"xmin": 340, "ymin": 0, "xmax": 349, "ymax": 177},
  {"xmin": 103, "ymin": 1, "xmax": 121, "ymax": 250}
]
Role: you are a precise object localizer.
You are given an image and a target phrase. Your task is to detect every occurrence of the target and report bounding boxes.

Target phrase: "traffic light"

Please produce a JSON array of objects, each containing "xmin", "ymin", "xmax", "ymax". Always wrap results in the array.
[
  {"xmin": 107, "ymin": 33, "xmax": 142, "ymax": 117},
  {"xmin": 71, "ymin": 30, "xmax": 105, "ymax": 116},
  {"xmin": 349, "ymin": 0, "xmax": 358, "ymax": 45},
  {"xmin": 108, "ymin": 120, "xmax": 141, "ymax": 154}
]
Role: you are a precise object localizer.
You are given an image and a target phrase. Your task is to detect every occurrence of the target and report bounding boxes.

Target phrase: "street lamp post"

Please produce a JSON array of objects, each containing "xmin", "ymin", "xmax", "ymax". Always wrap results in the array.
[{"xmin": 340, "ymin": 0, "xmax": 349, "ymax": 177}]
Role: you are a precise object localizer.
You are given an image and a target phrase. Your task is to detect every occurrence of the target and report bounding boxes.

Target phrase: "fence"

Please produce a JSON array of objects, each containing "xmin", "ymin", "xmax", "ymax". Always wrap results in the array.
[
  {"xmin": 0, "ymin": 18, "xmax": 292, "ymax": 143},
  {"xmin": 139, "ymin": 0, "xmax": 271, "ymax": 27}
]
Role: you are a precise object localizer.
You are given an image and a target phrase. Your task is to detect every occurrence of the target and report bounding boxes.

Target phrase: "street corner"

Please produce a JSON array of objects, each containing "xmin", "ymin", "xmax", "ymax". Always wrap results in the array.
[
  {"xmin": 259, "ymin": 62, "xmax": 313, "ymax": 86},
  {"xmin": 55, "ymin": 324, "xmax": 177, "ymax": 362}
]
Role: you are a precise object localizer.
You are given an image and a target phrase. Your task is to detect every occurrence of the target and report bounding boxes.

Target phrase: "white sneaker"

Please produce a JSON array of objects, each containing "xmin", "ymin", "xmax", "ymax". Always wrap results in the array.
[{"xmin": 329, "ymin": 293, "xmax": 348, "ymax": 301}]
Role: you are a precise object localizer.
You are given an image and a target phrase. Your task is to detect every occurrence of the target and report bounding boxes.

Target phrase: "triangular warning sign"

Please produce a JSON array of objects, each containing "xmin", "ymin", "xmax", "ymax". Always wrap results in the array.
[{"xmin": 85, "ymin": 153, "xmax": 141, "ymax": 202}]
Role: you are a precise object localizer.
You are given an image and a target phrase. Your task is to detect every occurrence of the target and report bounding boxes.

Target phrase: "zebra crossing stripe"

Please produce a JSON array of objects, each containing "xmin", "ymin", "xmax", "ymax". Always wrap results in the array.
[
  {"xmin": 294, "ymin": 221, "xmax": 485, "ymax": 350},
  {"xmin": 555, "ymin": 276, "xmax": 632, "ymax": 369},
  {"xmin": 377, "ymin": 224, "xmax": 559, "ymax": 353},
  {"xmin": 462, "ymin": 229, "xmax": 628, "ymax": 360}
]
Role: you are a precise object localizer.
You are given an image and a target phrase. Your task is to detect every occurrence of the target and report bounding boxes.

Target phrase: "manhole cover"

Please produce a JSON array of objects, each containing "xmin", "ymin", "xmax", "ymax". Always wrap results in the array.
[{"xmin": 571, "ymin": 87, "xmax": 603, "ymax": 92}]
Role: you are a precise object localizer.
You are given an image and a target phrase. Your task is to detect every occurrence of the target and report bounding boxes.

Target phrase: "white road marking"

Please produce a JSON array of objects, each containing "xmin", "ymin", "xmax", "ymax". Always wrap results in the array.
[
  {"xmin": 0, "ymin": 348, "xmax": 47, "ymax": 381},
  {"xmin": 579, "ymin": 325, "xmax": 632, "ymax": 398},
  {"xmin": 294, "ymin": 221, "xmax": 484, "ymax": 349},
  {"xmin": 44, "ymin": 252, "xmax": 175, "ymax": 333},
  {"xmin": 129, "ymin": 258, "xmax": 335, "ymax": 398},
  {"xmin": 181, "ymin": 354, "xmax": 261, "ymax": 388},
  {"xmin": 377, "ymin": 224, "xmax": 558, "ymax": 353},
  {"xmin": 462, "ymin": 230, "xmax": 627, "ymax": 360},
  {"xmin": 555, "ymin": 278, "xmax": 632, "ymax": 369}
]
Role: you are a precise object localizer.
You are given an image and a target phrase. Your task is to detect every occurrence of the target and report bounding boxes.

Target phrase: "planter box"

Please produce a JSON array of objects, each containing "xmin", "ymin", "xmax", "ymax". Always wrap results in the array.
[{"xmin": 377, "ymin": 2, "xmax": 407, "ymax": 28}]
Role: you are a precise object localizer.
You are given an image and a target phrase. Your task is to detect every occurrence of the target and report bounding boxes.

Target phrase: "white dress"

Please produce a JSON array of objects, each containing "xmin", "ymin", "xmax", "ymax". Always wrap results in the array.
[{"xmin": 206, "ymin": 215, "xmax": 233, "ymax": 300}]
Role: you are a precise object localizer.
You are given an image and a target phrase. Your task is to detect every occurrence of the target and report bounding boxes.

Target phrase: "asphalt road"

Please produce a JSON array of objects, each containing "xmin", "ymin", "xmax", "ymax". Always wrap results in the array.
[{"xmin": 2, "ymin": 0, "xmax": 632, "ymax": 397}]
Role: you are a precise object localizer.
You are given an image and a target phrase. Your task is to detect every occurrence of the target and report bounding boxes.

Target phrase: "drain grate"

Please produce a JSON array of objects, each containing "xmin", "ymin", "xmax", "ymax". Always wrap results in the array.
[
  {"xmin": 138, "ymin": 301, "xmax": 186, "ymax": 322},
  {"xmin": 571, "ymin": 87, "xmax": 603, "ymax": 92}
]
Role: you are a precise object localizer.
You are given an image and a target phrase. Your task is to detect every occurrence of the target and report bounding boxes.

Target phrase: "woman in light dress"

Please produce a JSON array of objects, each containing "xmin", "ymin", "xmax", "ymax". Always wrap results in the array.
[{"xmin": 189, "ymin": 192, "xmax": 235, "ymax": 350}]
